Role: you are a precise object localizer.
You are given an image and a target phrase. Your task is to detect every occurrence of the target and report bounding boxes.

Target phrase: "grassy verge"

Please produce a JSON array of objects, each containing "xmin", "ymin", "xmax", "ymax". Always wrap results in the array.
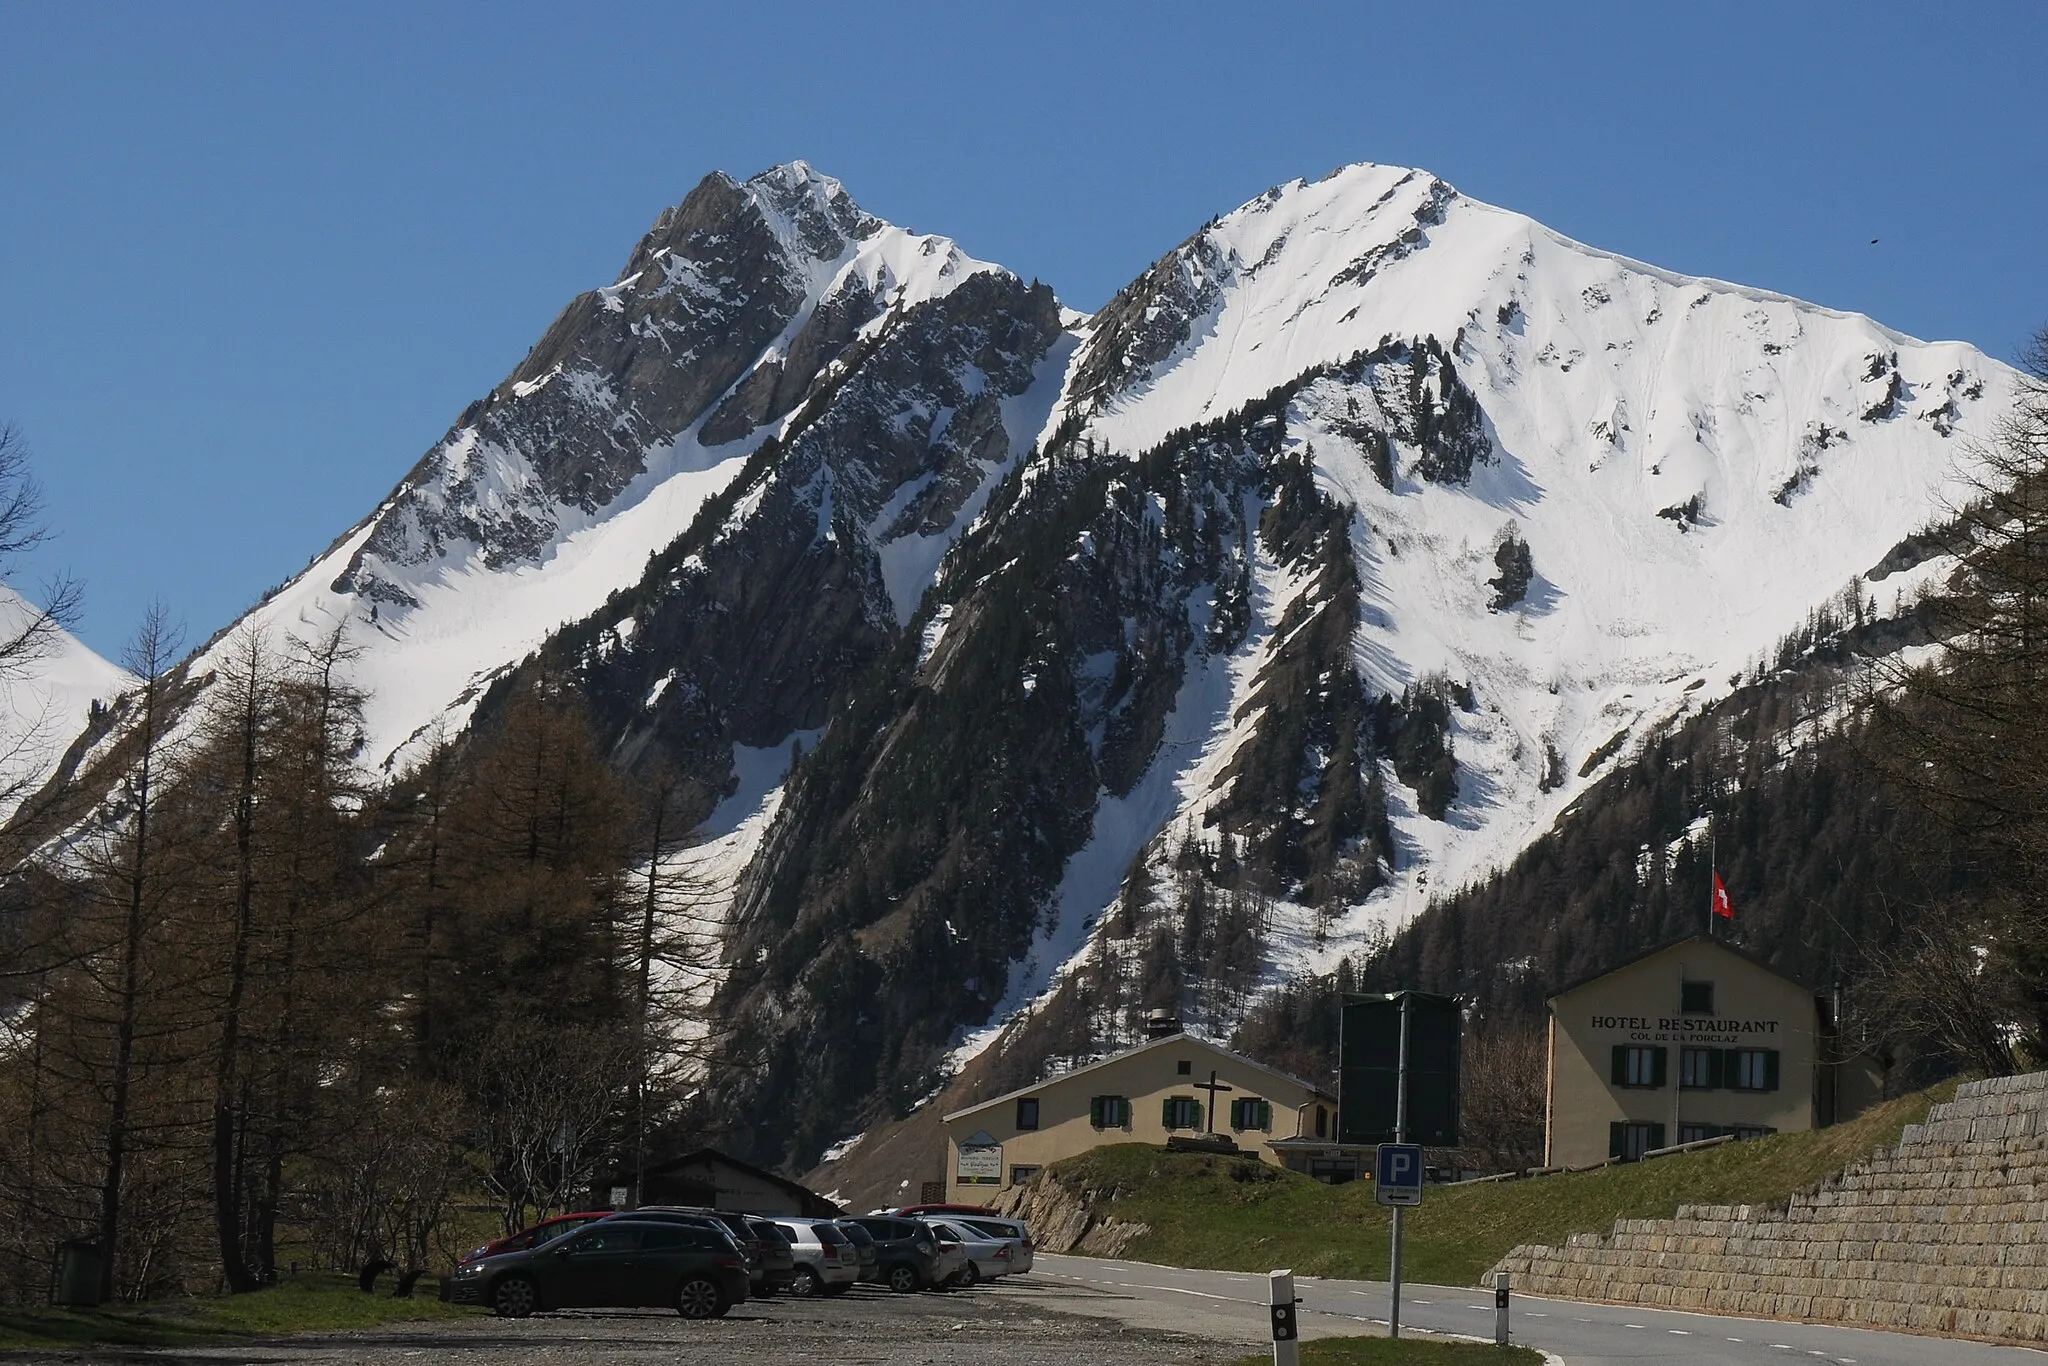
[
  {"xmin": 0, "ymin": 1272, "xmax": 470, "ymax": 1351},
  {"xmin": 1049, "ymin": 1079, "xmax": 1953, "ymax": 1287},
  {"xmin": 1231, "ymin": 1339, "xmax": 1542, "ymax": 1365}
]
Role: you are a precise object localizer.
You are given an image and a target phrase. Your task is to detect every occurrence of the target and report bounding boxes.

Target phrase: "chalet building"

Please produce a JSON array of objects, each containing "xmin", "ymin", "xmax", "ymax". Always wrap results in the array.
[
  {"xmin": 940, "ymin": 1021, "xmax": 1336, "ymax": 1201},
  {"xmin": 1545, "ymin": 935, "xmax": 1880, "ymax": 1167},
  {"xmin": 592, "ymin": 1148, "xmax": 840, "ymax": 1216}
]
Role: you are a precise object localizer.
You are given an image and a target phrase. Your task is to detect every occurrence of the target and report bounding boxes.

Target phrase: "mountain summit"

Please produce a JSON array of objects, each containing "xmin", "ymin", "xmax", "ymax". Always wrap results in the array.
[{"xmin": 54, "ymin": 162, "xmax": 2015, "ymax": 1169}]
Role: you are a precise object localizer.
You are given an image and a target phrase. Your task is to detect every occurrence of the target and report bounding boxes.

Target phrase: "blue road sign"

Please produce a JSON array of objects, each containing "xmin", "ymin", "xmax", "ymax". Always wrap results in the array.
[{"xmin": 1375, "ymin": 1142, "xmax": 1424, "ymax": 1207}]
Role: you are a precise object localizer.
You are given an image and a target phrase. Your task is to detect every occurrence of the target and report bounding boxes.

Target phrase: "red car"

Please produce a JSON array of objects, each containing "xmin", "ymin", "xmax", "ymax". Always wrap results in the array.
[
  {"xmin": 891, "ymin": 1203, "xmax": 997, "ymax": 1217},
  {"xmin": 459, "ymin": 1212, "xmax": 612, "ymax": 1266}
]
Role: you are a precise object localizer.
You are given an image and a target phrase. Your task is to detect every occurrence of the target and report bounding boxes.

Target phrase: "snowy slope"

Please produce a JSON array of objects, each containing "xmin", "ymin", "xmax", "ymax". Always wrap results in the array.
[
  {"xmin": 0, "ymin": 585, "xmax": 132, "ymax": 811},
  {"xmin": 956, "ymin": 162, "xmax": 2012, "ymax": 1059}
]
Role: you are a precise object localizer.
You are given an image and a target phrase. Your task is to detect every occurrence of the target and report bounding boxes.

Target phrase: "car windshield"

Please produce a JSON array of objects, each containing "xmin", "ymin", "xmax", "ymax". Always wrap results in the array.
[
  {"xmin": 838, "ymin": 1223, "xmax": 874, "ymax": 1247},
  {"xmin": 811, "ymin": 1222, "xmax": 849, "ymax": 1246}
]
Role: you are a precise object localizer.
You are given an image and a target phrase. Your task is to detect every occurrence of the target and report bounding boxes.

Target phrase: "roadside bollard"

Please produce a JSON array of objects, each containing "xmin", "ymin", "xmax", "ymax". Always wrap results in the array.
[
  {"xmin": 1269, "ymin": 1268, "xmax": 1299, "ymax": 1366},
  {"xmin": 1493, "ymin": 1270, "xmax": 1511, "ymax": 1346}
]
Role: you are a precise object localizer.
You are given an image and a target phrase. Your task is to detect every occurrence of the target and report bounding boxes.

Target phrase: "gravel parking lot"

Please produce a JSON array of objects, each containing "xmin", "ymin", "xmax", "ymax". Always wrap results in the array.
[{"xmin": 17, "ymin": 1280, "xmax": 1241, "ymax": 1366}]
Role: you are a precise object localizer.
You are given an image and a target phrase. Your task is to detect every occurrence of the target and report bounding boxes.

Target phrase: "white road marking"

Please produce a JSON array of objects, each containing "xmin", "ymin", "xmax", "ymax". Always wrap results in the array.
[{"xmin": 1094, "ymin": 1279, "xmax": 1253, "ymax": 1304}]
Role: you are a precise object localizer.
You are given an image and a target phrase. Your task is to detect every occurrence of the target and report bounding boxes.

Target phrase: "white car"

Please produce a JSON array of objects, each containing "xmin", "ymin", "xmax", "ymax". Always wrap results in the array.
[
  {"xmin": 920, "ymin": 1218, "xmax": 1015, "ymax": 1286},
  {"xmin": 773, "ymin": 1218, "xmax": 860, "ymax": 1296}
]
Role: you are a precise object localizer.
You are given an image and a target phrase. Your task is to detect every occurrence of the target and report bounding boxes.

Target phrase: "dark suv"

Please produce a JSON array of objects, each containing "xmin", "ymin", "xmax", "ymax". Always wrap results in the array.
[
  {"xmin": 849, "ymin": 1215, "xmax": 945, "ymax": 1292},
  {"xmin": 447, "ymin": 1219, "xmax": 749, "ymax": 1318}
]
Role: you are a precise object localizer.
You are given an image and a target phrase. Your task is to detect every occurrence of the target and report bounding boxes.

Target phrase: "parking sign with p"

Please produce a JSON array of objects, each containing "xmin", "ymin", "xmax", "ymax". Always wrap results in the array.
[{"xmin": 1375, "ymin": 1142, "xmax": 1423, "ymax": 1207}]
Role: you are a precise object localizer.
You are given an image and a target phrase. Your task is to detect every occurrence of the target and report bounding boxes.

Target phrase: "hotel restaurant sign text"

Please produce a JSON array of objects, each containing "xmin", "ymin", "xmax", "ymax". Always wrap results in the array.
[{"xmin": 1589, "ymin": 1014, "xmax": 1780, "ymax": 1045}]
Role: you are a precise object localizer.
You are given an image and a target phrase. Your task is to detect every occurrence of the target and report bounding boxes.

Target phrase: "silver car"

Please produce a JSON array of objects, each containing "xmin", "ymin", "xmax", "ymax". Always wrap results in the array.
[
  {"xmin": 919, "ymin": 1218, "xmax": 1015, "ymax": 1286},
  {"xmin": 773, "ymin": 1218, "xmax": 860, "ymax": 1296},
  {"xmin": 959, "ymin": 1215, "xmax": 1033, "ymax": 1273}
]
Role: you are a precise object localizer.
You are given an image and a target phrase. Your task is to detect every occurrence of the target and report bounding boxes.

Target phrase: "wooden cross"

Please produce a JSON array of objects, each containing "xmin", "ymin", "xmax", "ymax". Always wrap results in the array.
[{"xmin": 1198, "ymin": 1069, "xmax": 1234, "ymax": 1133}]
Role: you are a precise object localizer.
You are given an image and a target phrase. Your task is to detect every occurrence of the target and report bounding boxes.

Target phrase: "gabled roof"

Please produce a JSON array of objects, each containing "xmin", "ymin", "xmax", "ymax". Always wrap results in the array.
[
  {"xmin": 641, "ymin": 1147, "xmax": 839, "ymax": 1216},
  {"xmin": 941, "ymin": 1032, "xmax": 1334, "ymax": 1125},
  {"xmin": 1547, "ymin": 932, "xmax": 1817, "ymax": 1002}
]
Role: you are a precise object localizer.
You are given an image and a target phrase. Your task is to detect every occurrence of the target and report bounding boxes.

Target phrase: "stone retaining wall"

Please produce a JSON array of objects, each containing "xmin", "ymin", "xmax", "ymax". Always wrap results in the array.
[{"xmin": 1490, "ymin": 1073, "xmax": 2048, "ymax": 1342}]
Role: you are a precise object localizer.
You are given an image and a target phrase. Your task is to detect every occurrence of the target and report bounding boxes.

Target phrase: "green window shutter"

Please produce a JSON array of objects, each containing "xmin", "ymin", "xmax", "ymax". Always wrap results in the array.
[
  {"xmin": 1193, "ymin": 1101, "xmax": 1204, "ymax": 1131},
  {"xmin": 1649, "ymin": 1123, "xmax": 1667, "ymax": 1152},
  {"xmin": 1611, "ymin": 1045, "xmax": 1628, "ymax": 1085},
  {"xmin": 1609, "ymin": 1122, "xmax": 1625, "ymax": 1159},
  {"xmin": 1115, "ymin": 1096, "xmax": 1129, "ymax": 1127},
  {"xmin": 1764, "ymin": 1050, "xmax": 1781, "ymax": 1092},
  {"xmin": 1090, "ymin": 1096, "xmax": 1103, "ymax": 1128},
  {"xmin": 1706, "ymin": 1048, "xmax": 1724, "ymax": 1089},
  {"xmin": 1162, "ymin": 1097, "xmax": 1176, "ymax": 1128},
  {"xmin": 1651, "ymin": 1046, "xmax": 1669, "ymax": 1088},
  {"xmin": 1258, "ymin": 1099, "xmax": 1272, "ymax": 1131}
]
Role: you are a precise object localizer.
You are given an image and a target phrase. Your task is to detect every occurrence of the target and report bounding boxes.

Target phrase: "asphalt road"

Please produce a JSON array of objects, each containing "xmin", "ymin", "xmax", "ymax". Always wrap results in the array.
[{"xmin": 1024, "ymin": 1253, "xmax": 2048, "ymax": 1365}]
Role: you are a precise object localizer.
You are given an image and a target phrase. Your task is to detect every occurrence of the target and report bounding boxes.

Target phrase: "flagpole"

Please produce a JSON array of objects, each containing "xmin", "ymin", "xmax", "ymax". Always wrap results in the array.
[{"xmin": 1708, "ymin": 824, "xmax": 1716, "ymax": 939}]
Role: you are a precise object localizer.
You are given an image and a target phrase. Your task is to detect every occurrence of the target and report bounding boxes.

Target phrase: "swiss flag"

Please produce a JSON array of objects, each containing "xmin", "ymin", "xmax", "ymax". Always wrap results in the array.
[{"xmin": 1712, "ymin": 872, "xmax": 1735, "ymax": 921}]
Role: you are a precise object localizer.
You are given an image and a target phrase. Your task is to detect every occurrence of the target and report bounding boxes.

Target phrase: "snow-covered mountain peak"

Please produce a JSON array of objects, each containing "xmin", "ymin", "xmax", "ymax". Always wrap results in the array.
[
  {"xmin": 0, "ymin": 585, "xmax": 132, "ymax": 813},
  {"xmin": 197, "ymin": 164, "xmax": 1055, "ymax": 774},
  {"xmin": 1068, "ymin": 161, "xmax": 1989, "ymax": 464},
  {"xmin": 906, "ymin": 161, "xmax": 2019, "ymax": 1080},
  {"xmin": 738, "ymin": 160, "xmax": 878, "ymax": 261}
]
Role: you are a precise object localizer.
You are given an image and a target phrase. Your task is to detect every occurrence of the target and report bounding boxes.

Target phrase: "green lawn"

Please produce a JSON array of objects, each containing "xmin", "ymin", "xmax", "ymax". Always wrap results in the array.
[
  {"xmin": 0, "ymin": 1271, "xmax": 470, "ymax": 1351},
  {"xmin": 1232, "ymin": 1338, "xmax": 1542, "ymax": 1365},
  {"xmin": 1049, "ymin": 1080, "xmax": 1954, "ymax": 1288}
]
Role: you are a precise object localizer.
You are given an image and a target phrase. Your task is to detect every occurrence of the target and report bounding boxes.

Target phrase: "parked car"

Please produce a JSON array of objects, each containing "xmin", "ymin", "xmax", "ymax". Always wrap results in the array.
[
  {"xmin": 772, "ymin": 1218, "xmax": 860, "ymax": 1296},
  {"xmin": 846, "ymin": 1215, "xmax": 947, "ymax": 1292},
  {"xmin": 893, "ymin": 1202, "xmax": 998, "ymax": 1217},
  {"xmin": 835, "ymin": 1220, "xmax": 881, "ymax": 1283},
  {"xmin": 958, "ymin": 1215, "xmax": 1034, "ymax": 1273},
  {"xmin": 919, "ymin": 1217, "xmax": 1013, "ymax": 1287},
  {"xmin": 744, "ymin": 1217, "xmax": 798, "ymax": 1295},
  {"xmin": 447, "ymin": 1219, "xmax": 749, "ymax": 1319},
  {"xmin": 456, "ymin": 1212, "xmax": 610, "ymax": 1267}
]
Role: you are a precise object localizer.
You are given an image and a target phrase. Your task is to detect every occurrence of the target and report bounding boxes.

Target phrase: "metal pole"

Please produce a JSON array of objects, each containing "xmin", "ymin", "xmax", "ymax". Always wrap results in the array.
[
  {"xmin": 1494, "ymin": 1270, "xmax": 1511, "ymax": 1345},
  {"xmin": 1270, "ymin": 1268, "xmax": 1300, "ymax": 1366},
  {"xmin": 1389, "ymin": 992, "xmax": 1411, "ymax": 1340}
]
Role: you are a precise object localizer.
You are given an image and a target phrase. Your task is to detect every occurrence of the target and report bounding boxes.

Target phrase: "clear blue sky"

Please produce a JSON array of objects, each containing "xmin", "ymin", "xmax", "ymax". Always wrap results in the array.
[{"xmin": 4, "ymin": 1, "xmax": 2043, "ymax": 657}]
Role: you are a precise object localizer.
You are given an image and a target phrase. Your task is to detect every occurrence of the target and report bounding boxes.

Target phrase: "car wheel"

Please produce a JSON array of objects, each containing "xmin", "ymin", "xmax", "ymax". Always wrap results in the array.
[
  {"xmin": 956, "ymin": 1261, "xmax": 981, "ymax": 1288},
  {"xmin": 788, "ymin": 1267, "xmax": 822, "ymax": 1297},
  {"xmin": 886, "ymin": 1263, "xmax": 922, "ymax": 1294},
  {"xmin": 491, "ymin": 1275, "xmax": 537, "ymax": 1318},
  {"xmin": 675, "ymin": 1275, "xmax": 723, "ymax": 1320}
]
